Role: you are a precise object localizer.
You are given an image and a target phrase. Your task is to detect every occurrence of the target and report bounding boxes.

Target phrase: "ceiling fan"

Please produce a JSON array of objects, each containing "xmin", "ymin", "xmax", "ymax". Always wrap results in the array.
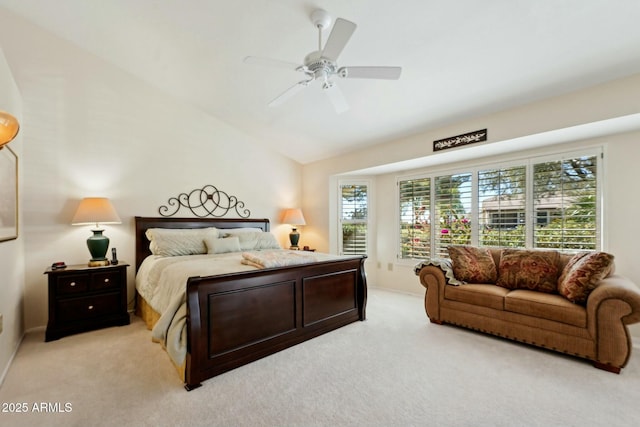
[{"xmin": 244, "ymin": 9, "xmax": 402, "ymax": 113}]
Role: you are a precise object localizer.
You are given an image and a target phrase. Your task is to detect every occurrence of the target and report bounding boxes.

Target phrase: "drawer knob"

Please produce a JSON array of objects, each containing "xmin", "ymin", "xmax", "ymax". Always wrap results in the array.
[
  {"xmin": 88, "ymin": 305, "xmax": 94, "ymax": 310},
  {"xmin": 104, "ymin": 278, "xmax": 110, "ymax": 283},
  {"xmin": 70, "ymin": 282, "xmax": 76, "ymax": 287}
]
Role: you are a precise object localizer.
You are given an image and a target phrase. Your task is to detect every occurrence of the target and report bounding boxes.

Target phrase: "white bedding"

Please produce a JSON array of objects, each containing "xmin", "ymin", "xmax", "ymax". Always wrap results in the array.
[{"xmin": 135, "ymin": 250, "xmax": 343, "ymax": 367}]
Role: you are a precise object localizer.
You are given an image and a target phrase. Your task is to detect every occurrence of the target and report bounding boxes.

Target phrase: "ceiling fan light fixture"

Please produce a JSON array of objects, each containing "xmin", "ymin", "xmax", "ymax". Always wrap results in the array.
[{"xmin": 322, "ymin": 80, "xmax": 334, "ymax": 90}]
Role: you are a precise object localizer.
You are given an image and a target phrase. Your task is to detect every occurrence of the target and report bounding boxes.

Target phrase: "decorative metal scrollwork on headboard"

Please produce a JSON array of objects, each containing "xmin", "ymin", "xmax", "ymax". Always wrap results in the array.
[{"xmin": 158, "ymin": 184, "xmax": 251, "ymax": 218}]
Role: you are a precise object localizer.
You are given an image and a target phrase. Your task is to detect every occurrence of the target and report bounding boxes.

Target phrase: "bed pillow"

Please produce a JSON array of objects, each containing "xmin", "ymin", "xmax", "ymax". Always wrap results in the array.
[
  {"xmin": 447, "ymin": 245, "xmax": 497, "ymax": 284},
  {"xmin": 204, "ymin": 236, "xmax": 241, "ymax": 254},
  {"xmin": 557, "ymin": 252, "xmax": 615, "ymax": 304},
  {"xmin": 146, "ymin": 227, "xmax": 218, "ymax": 256},
  {"xmin": 220, "ymin": 228, "xmax": 264, "ymax": 235},
  {"xmin": 496, "ymin": 249, "xmax": 560, "ymax": 293},
  {"xmin": 224, "ymin": 231, "xmax": 282, "ymax": 250}
]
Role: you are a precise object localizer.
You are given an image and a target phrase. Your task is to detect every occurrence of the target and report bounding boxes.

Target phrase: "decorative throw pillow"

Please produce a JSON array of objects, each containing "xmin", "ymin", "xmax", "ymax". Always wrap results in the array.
[
  {"xmin": 146, "ymin": 227, "xmax": 218, "ymax": 256},
  {"xmin": 205, "ymin": 236, "xmax": 241, "ymax": 254},
  {"xmin": 557, "ymin": 252, "xmax": 614, "ymax": 304},
  {"xmin": 224, "ymin": 231, "xmax": 282, "ymax": 250},
  {"xmin": 496, "ymin": 249, "xmax": 560, "ymax": 293},
  {"xmin": 447, "ymin": 245, "xmax": 497, "ymax": 283}
]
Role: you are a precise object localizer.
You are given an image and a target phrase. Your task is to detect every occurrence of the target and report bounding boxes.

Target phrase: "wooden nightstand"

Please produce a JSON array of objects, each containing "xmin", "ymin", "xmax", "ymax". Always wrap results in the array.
[{"xmin": 44, "ymin": 262, "xmax": 130, "ymax": 341}]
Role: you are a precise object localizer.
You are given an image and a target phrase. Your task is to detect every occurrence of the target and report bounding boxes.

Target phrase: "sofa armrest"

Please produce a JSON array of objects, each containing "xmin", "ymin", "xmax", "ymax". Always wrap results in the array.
[
  {"xmin": 416, "ymin": 264, "xmax": 448, "ymax": 322},
  {"xmin": 586, "ymin": 274, "xmax": 640, "ymax": 368}
]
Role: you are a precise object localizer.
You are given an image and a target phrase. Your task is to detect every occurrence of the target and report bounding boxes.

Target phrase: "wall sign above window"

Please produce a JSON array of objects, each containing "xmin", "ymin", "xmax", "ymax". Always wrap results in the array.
[{"xmin": 433, "ymin": 129, "xmax": 487, "ymax": 152}]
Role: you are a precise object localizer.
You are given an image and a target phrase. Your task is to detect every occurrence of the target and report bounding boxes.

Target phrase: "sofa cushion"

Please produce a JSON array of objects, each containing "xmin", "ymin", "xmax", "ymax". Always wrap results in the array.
[
  {"xmin": 557, "ymin": 252, "xmax": 614, "ymax": 304},
  {"xmin": 447, "ymin": 245, "xmax": 498, "ymax": 283},
  {"xmin": 444, "ymin": 284, "xmax": 508, "ymax": 310},
  {"xmin": 496, "ymin": 249, "xmax": 560, "ymax": 293},
  {"xmin": 504, "ymin": 290, "xmax": 587, "ymax": 327}
]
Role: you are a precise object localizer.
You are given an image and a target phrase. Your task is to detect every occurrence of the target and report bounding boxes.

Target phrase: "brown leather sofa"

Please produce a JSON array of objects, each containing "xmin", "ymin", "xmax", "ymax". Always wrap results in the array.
[{"xmin": 415, "ymin": 248, "xmax": 640, "ymax": 373}]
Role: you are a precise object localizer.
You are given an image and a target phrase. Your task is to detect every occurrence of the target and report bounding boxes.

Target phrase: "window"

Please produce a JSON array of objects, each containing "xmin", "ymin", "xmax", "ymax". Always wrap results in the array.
[
  {"xmin": 532, "ymin": 155, "xmax": 598, "ymax": 251},
  {"xmin": 398, "ymin": 149, "xmax": 601, "ymax": 260},
  {"xmin": 399, "ymin": 177, "xmax": 431, "ymax": 259},
  {"xmin": 478, "ymin": 165, "xmax": 526, "ymax": 247},
  {"xmin": 489, "ymin": 212, "xmax": 525, "ymax": 228},
  {"xmin": 340, "ymin": 184, "xmax": 368, "ymax": 255},
  {"xmin": 434, "ymin": 173, "xmax": 472, "ymax": 258}
]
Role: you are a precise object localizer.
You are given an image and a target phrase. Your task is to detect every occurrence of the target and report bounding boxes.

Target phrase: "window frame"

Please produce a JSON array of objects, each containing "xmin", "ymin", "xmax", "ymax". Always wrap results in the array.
[
  {"xmin": 396, "ymin": 147, "xmax": 603, "ymax": 262},
  {"xmin": 338, "ymin": 180, "xmax": 370, "ymax": 256}
]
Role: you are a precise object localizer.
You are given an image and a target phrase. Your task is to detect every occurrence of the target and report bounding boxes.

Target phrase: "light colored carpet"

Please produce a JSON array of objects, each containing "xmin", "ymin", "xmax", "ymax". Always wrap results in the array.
[{"xmin": 1, "ymin": 288, "xmax": 639, "ymax": 427}]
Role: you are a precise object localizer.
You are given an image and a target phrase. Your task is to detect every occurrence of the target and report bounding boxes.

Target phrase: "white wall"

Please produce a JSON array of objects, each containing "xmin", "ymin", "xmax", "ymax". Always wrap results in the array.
[
  {"xmin": 0, "ymin": 11, "xmax": 302, "ymax": 332},
  {"xmin": 302, "ymin": 74, "xmax": 640, "ymax": 340},
  {"xmin": 0, "ymin": 48, "xmax": 23, "ymax": 383}
]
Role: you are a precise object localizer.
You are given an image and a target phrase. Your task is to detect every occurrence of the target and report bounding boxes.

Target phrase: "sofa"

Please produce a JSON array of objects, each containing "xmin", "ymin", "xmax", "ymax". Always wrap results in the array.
[{"xmin": 415, "ymin": 246, "xmax": 640, "ymax": 373}]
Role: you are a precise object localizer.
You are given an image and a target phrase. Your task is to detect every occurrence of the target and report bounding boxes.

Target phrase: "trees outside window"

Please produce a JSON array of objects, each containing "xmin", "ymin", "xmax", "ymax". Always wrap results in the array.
[
  {"xmin": 398, "ymin": 150, "xmax": 600, "ymax": 260},
  {"xmin": 340, "ymin": 184, "xmax": 368, "ymax": 255}
]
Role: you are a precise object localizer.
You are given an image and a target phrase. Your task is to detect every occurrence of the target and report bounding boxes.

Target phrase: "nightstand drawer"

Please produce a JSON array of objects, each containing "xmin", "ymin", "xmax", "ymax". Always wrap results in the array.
[
  {"xmin": 91, "ymin": 270, "xmax": 121, "ymax": 291},
  {"xmin": 56, "ymin": 274, "xmax": 89, "ymax": 294},
  {"xmin": 56, "ymin": 293, "xmax": 122, "ymax": 323}
]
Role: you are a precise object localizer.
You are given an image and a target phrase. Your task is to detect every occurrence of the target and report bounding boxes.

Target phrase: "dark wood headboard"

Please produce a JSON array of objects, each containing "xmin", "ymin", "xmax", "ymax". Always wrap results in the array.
[{"xmin": 134, "ymin": 216, "xmax": 270, "ymax": 272}]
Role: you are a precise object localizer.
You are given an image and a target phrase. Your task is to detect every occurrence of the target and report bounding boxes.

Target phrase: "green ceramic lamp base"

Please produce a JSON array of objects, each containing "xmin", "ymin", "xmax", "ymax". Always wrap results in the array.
[{"xmin": 87, "ymin": 229, "xmax": 110, "ymax": 266}]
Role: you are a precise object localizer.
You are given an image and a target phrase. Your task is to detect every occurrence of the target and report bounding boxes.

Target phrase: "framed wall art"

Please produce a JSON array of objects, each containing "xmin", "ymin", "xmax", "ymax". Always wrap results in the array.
[{"xmin": 0, "ymin": 145, "xmax": 18, "ymax": 242}]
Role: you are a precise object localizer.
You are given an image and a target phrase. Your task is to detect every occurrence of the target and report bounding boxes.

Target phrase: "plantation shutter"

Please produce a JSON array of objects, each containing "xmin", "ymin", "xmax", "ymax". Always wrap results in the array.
[
  {"xmin": 340, "ymin": 184, "xmax": 368, "ymax": 255},
  {"xmin": 399, "ymin": 177, "xmax": 431, "ymax": 259},
  {"xmin": 478, "ymin": 165, "xmax": 527, "ymax": 247},
  {"xmin": 532, "ymin": 155, "xmax": 598, "ymax": 251},
  {"xmin": 434, "ymin": 173, "xmax": 472, "ymax": 258}
]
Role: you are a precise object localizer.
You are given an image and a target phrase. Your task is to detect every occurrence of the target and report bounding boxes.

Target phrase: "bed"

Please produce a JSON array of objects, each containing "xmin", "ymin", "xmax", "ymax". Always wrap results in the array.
[{"xmin": 134, "ymin": 216, "xmax": 368, "ymax": 390}]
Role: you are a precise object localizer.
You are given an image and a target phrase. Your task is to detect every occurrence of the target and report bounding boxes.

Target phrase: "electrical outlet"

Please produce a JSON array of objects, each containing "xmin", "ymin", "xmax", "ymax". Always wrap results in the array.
[{"xmin": 387, "ymin": 263, "xmax": 394, "ymax": 271}]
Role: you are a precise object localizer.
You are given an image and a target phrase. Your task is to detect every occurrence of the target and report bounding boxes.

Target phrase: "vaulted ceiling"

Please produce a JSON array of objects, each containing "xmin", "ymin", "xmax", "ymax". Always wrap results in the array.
[{"xmin": 2, "ymin": 0, "xmax": 640, "ymax": 164}]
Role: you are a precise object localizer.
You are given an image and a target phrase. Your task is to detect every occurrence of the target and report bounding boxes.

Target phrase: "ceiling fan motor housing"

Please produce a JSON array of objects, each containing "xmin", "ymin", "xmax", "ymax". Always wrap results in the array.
[{"xmin": 304, "ymin": 51, "xmax": 337, "ymax": 81}]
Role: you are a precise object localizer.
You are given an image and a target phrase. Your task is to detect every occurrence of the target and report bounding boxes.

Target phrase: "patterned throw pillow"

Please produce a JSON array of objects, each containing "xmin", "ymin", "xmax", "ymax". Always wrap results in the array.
[
  {"xmin": 496, "ymin": 249, "xmax": 560, "ymax": 293},
  {"xmin": 447, "ymin": 245, "xmax": 497, "ymax": 283},
  {"xmin": 558, "ymin": 252, "xmax": 614, "ymax": 304}
]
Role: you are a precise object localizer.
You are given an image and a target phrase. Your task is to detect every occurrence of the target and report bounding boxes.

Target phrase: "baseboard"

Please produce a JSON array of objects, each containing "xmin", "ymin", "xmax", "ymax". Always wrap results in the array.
[
  {"xmin": 369, "ymin": 284, "xmax": 422, "ymax": 298},
  {"xmin": 0, "ymin": 332, "xmax": 25, "ymax": 388}
]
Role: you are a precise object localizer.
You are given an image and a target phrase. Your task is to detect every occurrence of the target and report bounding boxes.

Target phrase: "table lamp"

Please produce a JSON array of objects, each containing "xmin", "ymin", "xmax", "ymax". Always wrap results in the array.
[
  {"xmin": 282, "ymin": 208, "xmax": 306, "ymax": 249},
  {"xmin": 71, "ymin": 197, "xmax": 121, "ymax": 266}
]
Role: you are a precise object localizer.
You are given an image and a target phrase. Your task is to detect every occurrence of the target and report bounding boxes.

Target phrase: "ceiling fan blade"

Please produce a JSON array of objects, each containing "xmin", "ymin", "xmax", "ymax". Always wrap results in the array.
[
  {"xmin": 243, "ymin": 56, "xmax": 301, "ymax": 71},
  {"xmin": 321, "ymin": 18, "xmax": 357, "ymax": 62},
  {"xmin": 324, "ymin": 83, "xmax": 349, "ymax": 114},
  {"xmin": 268, "ymin": 81, "xmax": 310, "ymax": 107},
  {"xmin": 339, "ymin": 66, "xmax": 402, "ymax": 80}
]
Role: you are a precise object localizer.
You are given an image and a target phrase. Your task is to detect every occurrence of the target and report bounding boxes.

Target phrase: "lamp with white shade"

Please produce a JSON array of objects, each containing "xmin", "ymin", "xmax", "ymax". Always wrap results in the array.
[
  {"xmin": 71, "ymin": 197, "xmax": 121, "ymax": 266},
  {"xmin": 281, "ymin": 208, "xmax": 306, "ymax": 249}
]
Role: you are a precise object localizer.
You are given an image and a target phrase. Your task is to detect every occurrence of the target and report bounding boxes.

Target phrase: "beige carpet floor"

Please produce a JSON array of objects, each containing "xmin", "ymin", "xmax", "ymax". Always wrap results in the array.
[{"xmin": 1, "ymin": 288, "xmax": 639, "ymax": 427}]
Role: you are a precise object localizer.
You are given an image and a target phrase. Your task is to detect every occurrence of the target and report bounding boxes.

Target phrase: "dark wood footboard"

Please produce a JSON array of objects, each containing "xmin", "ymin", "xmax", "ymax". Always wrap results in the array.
[{"xmin": 184, "ymin": 256, "xmax": 367, "ymax": 390}]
